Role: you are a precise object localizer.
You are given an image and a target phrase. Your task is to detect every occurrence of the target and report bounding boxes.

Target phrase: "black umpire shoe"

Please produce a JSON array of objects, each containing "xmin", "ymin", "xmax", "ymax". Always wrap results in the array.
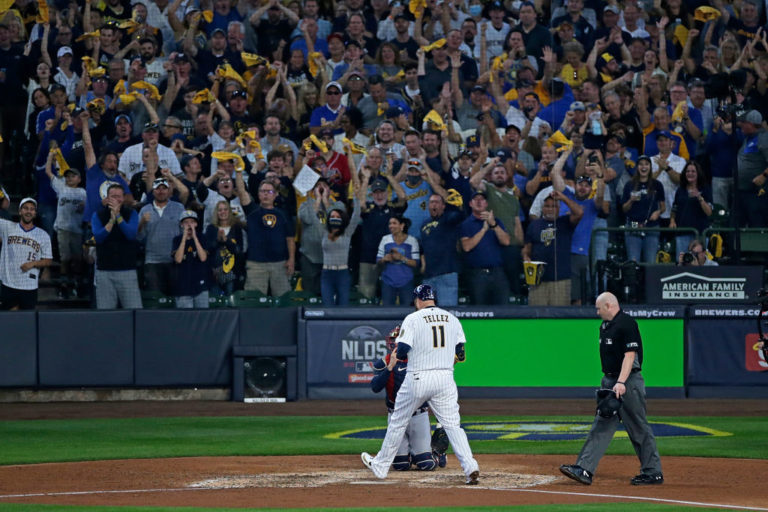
[
  {"xmin": 559, "ymin": 464, "xmax": 593, "ymax": 485},
  {"xmin": 631, "ymin": 473, "xmax": 664, "ymax": 485}
]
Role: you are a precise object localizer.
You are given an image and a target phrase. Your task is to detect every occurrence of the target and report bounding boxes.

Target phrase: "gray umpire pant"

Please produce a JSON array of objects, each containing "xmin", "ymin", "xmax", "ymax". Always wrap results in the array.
[{"xmin": 576, "ymin": 372, "xmax": 662, "ymax": 475}]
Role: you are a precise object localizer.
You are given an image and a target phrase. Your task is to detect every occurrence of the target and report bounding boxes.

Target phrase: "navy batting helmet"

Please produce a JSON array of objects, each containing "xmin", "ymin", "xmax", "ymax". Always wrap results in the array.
[{"xmin": 413, "ymin": 284, "xmax": 437, "ymax": 303}]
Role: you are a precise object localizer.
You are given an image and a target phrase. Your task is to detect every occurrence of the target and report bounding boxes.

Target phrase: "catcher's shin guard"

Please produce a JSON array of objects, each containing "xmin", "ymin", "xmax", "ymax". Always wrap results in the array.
[
  {"xmin": 392, "ymin": 455, "xmax": 411, "ymax": 471},
  {"xmin": 412, "ymin": 452, "xmax": 437, "ymax": 471}
]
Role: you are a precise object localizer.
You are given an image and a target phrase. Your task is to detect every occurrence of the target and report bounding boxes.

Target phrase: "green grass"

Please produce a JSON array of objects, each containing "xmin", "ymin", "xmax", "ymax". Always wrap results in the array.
[
  {"xmin": 0, "ymin": 415, "xmax": 766, "ymax": 466},
  {"xmin": 0, "ymin": 506, "xmax": 737, "ymax": 512}
]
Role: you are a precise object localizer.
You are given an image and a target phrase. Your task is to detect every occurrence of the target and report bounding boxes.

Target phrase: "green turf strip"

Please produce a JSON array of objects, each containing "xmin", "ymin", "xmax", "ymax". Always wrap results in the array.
[
  {"xmin": 0, "ymin": 505, "xmax": 734, "ymax": 512},
  {"xmin": 0, "ymin": 415, "xmax": 765, "ymax": 465}
]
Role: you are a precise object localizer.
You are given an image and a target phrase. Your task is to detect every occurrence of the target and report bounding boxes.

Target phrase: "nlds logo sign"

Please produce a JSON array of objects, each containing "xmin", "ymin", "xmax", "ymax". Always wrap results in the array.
[
  {"xmin": 340, "ymin": 326, "xmax": 388, "ymax": 361},
  {"xmin": 745, "ymin": 334, "xmax": 768, "ymax": 372}
]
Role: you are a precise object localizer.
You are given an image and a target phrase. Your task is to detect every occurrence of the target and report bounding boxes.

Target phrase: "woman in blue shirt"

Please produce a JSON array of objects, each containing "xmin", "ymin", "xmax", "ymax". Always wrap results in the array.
[{"xmin": 376, "ymin": 214, "xmax": 420, "ymax": 306}]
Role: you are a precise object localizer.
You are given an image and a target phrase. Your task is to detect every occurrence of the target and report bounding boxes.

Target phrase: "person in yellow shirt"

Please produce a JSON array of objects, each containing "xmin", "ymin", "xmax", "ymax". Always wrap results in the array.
[{"xmin": 559, "ymin": 41, "xmax": 588, "ymax": 88}]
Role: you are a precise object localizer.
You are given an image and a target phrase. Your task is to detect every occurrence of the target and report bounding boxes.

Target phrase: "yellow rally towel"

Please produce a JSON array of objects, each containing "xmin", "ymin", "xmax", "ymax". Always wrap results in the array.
[
  {"xmin": 420, "ymin": 38, "xmax": 446, "ymax": 53},
  {"xmin": 50, "ymin": 148, "xmax": 70, "ymax": 175},
  {"xmin": 241, "ymin": 52, "xmax": 268, "ymax": 67},
  {"xmin": 309, "ymin": 134, "xmax": 328, "ymax": 153},
  {"xmin": 342, "ymin": 137, "xmax": 367, "ymax": 154},
  {"xmin": 445, "ymin": 188, "xmax": 463, "ymax": 208},
  {"xmin": 409, "ymin": 0, "xmax": 426, "ymax": 16},
  {"xmin": 119, "ymin": 19, "xmax": 140, "ymax": 34},
  {"xmin": 82, "ymin": 56, "xmax": 98, "ymax": 71},
  {"xmin": 489, "ymin": 52, "xmax": 508, "ymax": 83},
  {"xmin": 202, "ymin": 10, "xmax": 214, "ymax": 23},
  {"xmin": 247, "ymin": 140, "xmax": 264, "ymax": 159},
  {"xmin": 694, "ymin": 6, "xmax": 721, "ymax": 23},
  {"xmin": 119, "ymin": 92, "xmax": 140, "ymax": 105},
  {"xmin": 89, "ymin": 67, "xmax": 106, "ymax": 78},
  {"xmin": 75, "ymin": 30, "xmax": 100, "ymax": 42},
  {"xmin": 211, "ymin": 151, "xmax": 245, "ymax": 172},
  {"xmin": 423, "ymin": 109, "xmax": 446, "ymax": 132},
  {"xmin": 216, "ymin": 63, "xmax": 247, "ymax": 89},
  {"xmin": 673, "ymin": 24, "xmax": 689, "ymax": 47},
  {"xmin": 86, "ymin": 97, "xmax": 106, "ymax": 115},
  {"xmin": 671, "ymin": 100, "xmax": 687, "ymax": 123},
  {"xmin": 130, "ymin": 80, "xmax": 161, "ymax": 100},
  {"xmin": 308, "ymin": 51, "xmax": 323, "ymax": 77},
  {"xmin": 36, "ymin": 0, "xmax": 49, "ymax": 23},
  {"xmin": 192, "ymin": 88, "xmax": 216, "ymax": 104},
  {"xmin": 113, "ymin": 79, "xmax": 127, "ymax": 95},
  {"xmin": 548, "ymin": 129, "xmax": 573, "ymax": 152}
]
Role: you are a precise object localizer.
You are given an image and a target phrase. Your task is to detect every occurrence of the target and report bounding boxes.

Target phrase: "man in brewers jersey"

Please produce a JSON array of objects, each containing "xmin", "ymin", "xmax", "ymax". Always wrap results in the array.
[
  {"xmin": 362, "ymin": 284, "xmax": 480, "ymax": 485},
  {"xmin": 0, "ymin": 198, "xmax": 53, "ymax": 310}
]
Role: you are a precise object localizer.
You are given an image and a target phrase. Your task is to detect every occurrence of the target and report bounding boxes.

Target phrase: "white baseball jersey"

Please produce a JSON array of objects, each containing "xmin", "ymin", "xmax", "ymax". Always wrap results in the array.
[
  {"xmin": 118, "ymin": 142, "xmax": 182, "ymax": 182},
  {"xmin": 51, "ymin": 178, "xmax": 87, "ymax": 233},
  {"xmin": 397, "ymin": 306, "xmax": 466, "ymax": 372},
  {"xmin": 368, "ymin": 304, "xmax": 479, "ymax": 481},
  {"xmin": 0, "ymin": 220, "xmax": 53, "ymax": 290},
  {"xmin": 651, "ymin": 153, "xmax": 685, "ymax": 220}
]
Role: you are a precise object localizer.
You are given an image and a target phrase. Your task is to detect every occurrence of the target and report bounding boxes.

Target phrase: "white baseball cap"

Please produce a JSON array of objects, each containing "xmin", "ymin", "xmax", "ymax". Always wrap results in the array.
[
  {"xmin": 19, "ymin": 197, "xmax": 37, "ymax": 209},
  {"xmin": 57, "ymin": 46, "xmax": 73, "ymax": 58}
]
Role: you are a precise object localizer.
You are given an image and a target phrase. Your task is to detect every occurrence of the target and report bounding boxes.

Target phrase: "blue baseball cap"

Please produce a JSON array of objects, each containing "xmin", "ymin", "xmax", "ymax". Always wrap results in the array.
[
  {"xmin": 656, "ymin": 129, "xmax": 673, "ymax": 139},
  {"xmin": 114, "ymin": 114, "xmax": 132, "ymax": 126},
  {"xmin": 413, "ymin": 283, "xmax": 437, "ymax": 302}
]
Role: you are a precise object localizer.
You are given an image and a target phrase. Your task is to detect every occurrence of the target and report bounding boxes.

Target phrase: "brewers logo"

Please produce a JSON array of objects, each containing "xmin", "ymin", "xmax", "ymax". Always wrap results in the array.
[
  {"xmin": 263, "ymin": 214, "xmax": 277, "ymax": 227},
  {"xmin": 539, "ymin": 226, "xmax": 556, "ymax": 246}
]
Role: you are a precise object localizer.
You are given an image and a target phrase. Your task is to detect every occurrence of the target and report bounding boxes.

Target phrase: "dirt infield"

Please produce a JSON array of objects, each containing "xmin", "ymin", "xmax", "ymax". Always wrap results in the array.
[
  {"xmin": 0, "ymin": 399, "xmax": 766, "ymax": 509},
  {"xmin": 0, "ymin": 454, "xmax": 766, "ymax": 509}
]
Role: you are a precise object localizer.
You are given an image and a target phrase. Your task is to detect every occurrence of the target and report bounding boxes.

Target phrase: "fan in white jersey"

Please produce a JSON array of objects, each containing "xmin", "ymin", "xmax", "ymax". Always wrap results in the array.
[
  {"xmin": 362, "ymin": 284, "xmax": 480, "ymax": 485},
  {"xmin": 0, "ymin": 198, "xmax": 53, "ymax": 310}
]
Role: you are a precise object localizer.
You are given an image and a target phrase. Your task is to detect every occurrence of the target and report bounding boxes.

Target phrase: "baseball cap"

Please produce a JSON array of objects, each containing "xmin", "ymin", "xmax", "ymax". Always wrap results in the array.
[
  {"xmin": 470, "ymin": 85, "xmax": 487, "ymax": 94},
  {"xmin": 394, "ymin": 13, "xmax": 408, "ymax": 22},
  {"xmin": 471, "ymin": 189, "xmax": 487, "ymax": 200},
  {"xmin": 327, "ymin": 32, "xmax": 344, "ymax": 44},
  {"xmin": 385, "ymin": 105, "xmax": 404, "ymax": 118},
  {"xmin": 174, "ymin": 53, "xmax": 191, "ymax": 63},
  {"xmin": 465, "ymin": 134, "xmax": 480, "ymax": 147},
  {"xmin": 370, "ymin": 177, "xmax": 388, "ymax": 191},
  {"xmin": 152, "ymin": 178, "xmax": 170, "ymax": 189},
  {"xmin": 489, "ymin": 0, "xmax": 505, "ymax": 10},
  {"xmin": 495, "ymin": 148, "xmax": 514, "ymax": 162},
  {"xmin": 637, "ymin": 154, "xmax": 652, "ymax": 164},
  {"xmin": 114, "ymin": 113, "xmax": 132, "ymax": 126},
  {"xmin": 179, "ymin": 210, "xmax": 198, "ymax": 223},
  {"xmin": 345, "ymin": 40, "xmax": 362, "ymax": 49},
  {"xmin": 348, "ymin": 69, "xmax": 365, "ymax": 79},
  {"xmin": 413, "ymin": 283, "xmax": 437, "ymax": 302},
  {"xmin": 230, "ymin": 89, "xmax": 248, "ymax": 99},
  {"xmin": 143, "ymin": 122, "xmax": 159, "ymax": 132},
  {"xmin": 325, "ymin": 81, "xmax": 342, "ymax": 92},
  {"xmin": 656, "ymin": 129, "xmax": 673, "ymax": 140},
  {"xmin": 570, "ymin": 101, "xmax": 586, "ymax": 111},
  {"xmin": 319, "ymin": 127, "xmax": 334, "ymax": 138},
  {"xmin": 19, "ymin": 197, "xmax": 37, "ymax": 208},
  {"xmin": 64, "ymin": 168, "xmax": 81, "ymax": 177},
  {"xmin": 603, "ymin": 5, "xmax": 620, "ymax": 14},
  {"xmin": 740, "ymin": 109, "xmax": 763, "ymax": 125},
  {"xmin": 576, "ymin": 175, "xmax": 593, "ymax": 185},
  {"xmin": 600, "ymin": 52, "xmax": 614, "ymax": 65},
  {"xmin": 57, "ymin": 46, "xmax": 73, "ymax": 58},
  {"xmin": 211, "ymin": 28, "xmax": 226, "ymax": 37}
]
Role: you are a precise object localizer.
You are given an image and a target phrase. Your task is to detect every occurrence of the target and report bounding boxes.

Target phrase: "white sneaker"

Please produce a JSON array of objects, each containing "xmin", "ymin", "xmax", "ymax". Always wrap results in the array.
[{"xmin": 361, "ymin": 452, "xmax": 374, "ymax": 470}]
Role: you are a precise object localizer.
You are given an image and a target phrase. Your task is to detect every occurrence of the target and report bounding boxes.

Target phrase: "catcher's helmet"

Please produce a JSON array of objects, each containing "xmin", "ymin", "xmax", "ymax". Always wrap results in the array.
[
  {"xmin": 385, "ymin": 325, "xmax": 401, "ymax": 351},
  {"xmin": 595, "ymin": 388, "xmax": 623, "ymax": 418},
  {"xmin": 413, "ymin": 283, "xmax": 437, "ymax": 303}
]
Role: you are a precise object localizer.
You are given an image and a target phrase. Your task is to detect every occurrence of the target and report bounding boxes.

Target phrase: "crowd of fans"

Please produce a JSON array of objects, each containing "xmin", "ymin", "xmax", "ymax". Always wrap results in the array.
[{"xmin": 0, "ymin": 0, "xmax": 767, "ymax": 309}]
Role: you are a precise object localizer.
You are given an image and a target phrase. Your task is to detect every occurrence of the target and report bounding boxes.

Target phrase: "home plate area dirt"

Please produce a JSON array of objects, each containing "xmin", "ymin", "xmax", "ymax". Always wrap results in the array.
[{"xmin": 1, "ymin": 454, "xmax": 766, "ymax": 509}]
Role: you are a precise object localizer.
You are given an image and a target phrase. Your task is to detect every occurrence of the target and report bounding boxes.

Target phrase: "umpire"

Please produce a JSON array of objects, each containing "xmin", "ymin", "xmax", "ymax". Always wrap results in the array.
[{"xmin": 560, "ymin": 292, "xmax": 663, "ymax": 486}]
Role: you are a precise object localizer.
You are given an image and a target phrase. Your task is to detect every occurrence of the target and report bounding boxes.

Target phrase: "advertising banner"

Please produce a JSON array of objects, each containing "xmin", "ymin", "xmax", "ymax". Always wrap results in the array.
[
  {"xmin": 304, "ymin": 317, "xmax": 684, "ymax": 392},
  {"xmin": 687, "ymin": 307, "xmax": 768, "ymax": 385},
  {"xmin": 644, "ymin": 266, "xmax": 763, "ymax": 304}
]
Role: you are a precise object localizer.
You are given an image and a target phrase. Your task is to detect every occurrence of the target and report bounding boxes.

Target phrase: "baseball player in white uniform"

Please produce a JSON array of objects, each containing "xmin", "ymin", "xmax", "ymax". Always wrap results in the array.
[
  {"xmin": 362, "ymin": 284, "xmax": 480, "ymax": 485},
  {"xmin": 0, "ymin": 198, "xmax": 53, "ymax": 310}
]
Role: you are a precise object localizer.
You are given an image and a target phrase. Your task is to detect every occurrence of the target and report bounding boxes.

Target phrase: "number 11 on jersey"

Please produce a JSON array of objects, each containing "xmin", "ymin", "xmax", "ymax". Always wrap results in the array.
[{"xmin": 432, "ymin": 325, "xmax": 445, "ymax": 348}]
